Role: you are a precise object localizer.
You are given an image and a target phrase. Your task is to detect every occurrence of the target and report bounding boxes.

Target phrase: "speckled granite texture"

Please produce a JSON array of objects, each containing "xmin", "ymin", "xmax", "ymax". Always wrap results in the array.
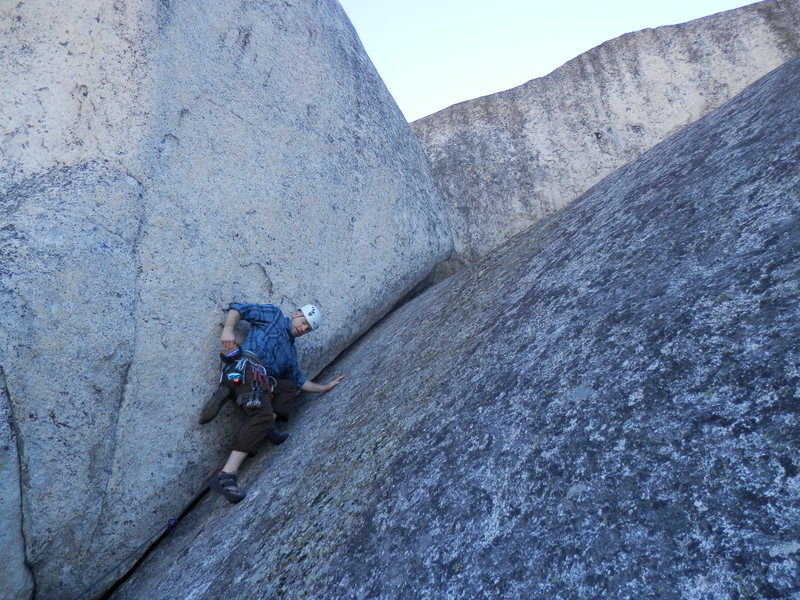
[
  {"xmin": 0, "ymin": 1, "xmax": 449, "ymax": 598},
  {"xmin": 111, "ymin": 55, "xmax": 800, "ymax": 600}
]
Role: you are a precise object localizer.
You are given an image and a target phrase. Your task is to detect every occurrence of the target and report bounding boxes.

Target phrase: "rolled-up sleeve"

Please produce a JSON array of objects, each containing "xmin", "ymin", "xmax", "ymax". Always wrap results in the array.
[
  {"xmin": 287, "ymin": 358, "xmax": 307, "ymax": 388},
  {"xmin": 228, "ymin": 302, "xmax": 273, "ymax": 326}
]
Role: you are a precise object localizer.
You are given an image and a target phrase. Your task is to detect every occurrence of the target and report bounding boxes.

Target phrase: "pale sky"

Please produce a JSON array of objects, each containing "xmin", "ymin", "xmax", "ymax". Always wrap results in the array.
[{"xmin": 338, "ymin": 0, "xmax": 759, "ymax": 121}]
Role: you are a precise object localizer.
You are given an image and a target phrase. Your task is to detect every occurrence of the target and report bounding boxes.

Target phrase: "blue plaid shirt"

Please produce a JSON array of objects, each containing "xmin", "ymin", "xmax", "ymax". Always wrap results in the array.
[{"xmin": 228, "ymin": 302, "xmax": 307, "ymax": 388}]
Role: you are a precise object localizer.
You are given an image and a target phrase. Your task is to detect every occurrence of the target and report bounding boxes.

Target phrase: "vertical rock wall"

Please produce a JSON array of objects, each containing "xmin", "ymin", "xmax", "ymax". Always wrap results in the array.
[
  {"xmin": 109, "ymin": 54, "xmax": 800, "ymax": 600},
  {"xmin": 0, "ymin": 1, "xmax": 451, "ymax": 598},
  {"xmin": 0, "ymin": 370, "xmax": 32, "ymax": 600},
  {"xmin": 412, "ymin": 0, "xmax": 800, "ymax": 277}
]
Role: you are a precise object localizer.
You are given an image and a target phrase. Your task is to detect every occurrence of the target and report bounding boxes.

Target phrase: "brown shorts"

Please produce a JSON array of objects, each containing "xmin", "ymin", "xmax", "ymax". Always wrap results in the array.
[{"xmin": 231, "ymin": 378, "xmax": 297, "ymax": 455}]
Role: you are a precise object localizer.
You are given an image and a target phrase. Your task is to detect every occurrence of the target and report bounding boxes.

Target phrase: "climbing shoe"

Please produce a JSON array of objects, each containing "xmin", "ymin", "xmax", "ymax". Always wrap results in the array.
[
  {"xmin": 265, "ymin": 425, "xmax": 289, "ymax": 445},
  {"xmin": 199, "ymin": 386, "xmax": 231, "ymax": 424},
  {"xmin": 208, "ymin": 471, "xmax": 245, "ymax": 503}
]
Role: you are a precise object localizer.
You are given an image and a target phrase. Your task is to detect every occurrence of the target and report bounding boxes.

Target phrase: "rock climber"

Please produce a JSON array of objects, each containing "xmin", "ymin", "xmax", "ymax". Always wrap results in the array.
[{"xmin": 200, "ymin": 301, "xmax": 344, "ymax": 502}]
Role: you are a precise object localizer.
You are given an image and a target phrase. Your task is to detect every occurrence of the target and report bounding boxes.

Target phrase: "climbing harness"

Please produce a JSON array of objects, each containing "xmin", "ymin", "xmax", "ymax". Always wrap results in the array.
[
  {"xmin": 220, "ymin": 350, "xmax": 276, "ymax": 409},
  {"xmin": 217, "ymin": 312, "xmax": 282, "ymax": 409}
]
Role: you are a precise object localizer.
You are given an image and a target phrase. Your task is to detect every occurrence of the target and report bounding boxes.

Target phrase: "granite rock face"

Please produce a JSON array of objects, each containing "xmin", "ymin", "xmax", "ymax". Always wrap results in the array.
[
  {"xmin": 0, "ymin": 1, "xmax": 450, "ymax": 598},
  {"xmin": 0, "ymin": 371, "xmax": 32, "ymax": 600},
  {"xmin": 111, "ymin": 56, "xmax": 800, "ymax": 600},
  {"xmin": 413, "ymin": 0, "xmax": 800, "ymax": 278}
]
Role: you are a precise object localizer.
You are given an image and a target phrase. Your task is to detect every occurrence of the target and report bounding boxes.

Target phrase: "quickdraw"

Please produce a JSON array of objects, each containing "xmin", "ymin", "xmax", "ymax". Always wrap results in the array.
[{"xmin": 246, "ymin": 363, "xmax": 269, "ymax": 408}]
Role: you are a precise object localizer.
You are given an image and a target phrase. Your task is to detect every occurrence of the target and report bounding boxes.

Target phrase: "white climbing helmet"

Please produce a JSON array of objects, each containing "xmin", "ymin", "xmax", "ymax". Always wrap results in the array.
[{"xmin": 299, "ymin": 304, "xmax": 322, "ymax": 330}]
